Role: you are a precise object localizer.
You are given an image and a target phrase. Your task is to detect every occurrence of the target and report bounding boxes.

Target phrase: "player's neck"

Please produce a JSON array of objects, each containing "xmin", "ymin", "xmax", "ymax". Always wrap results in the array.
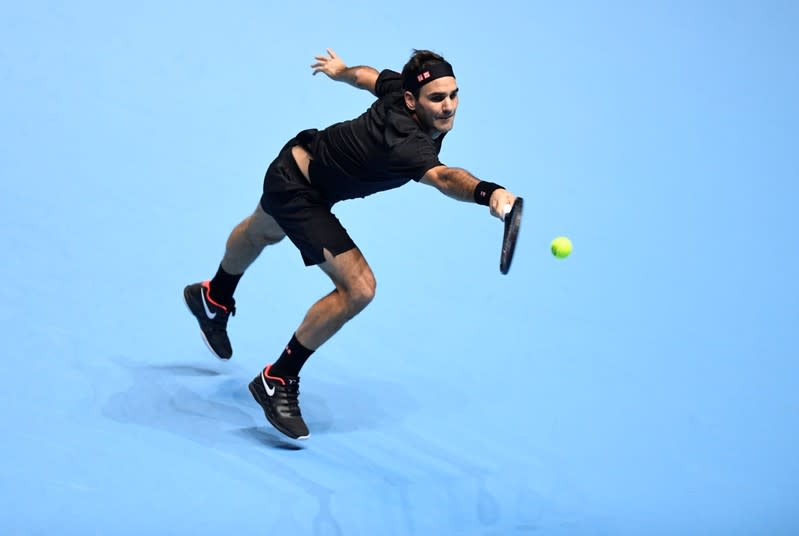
[{"xmin": 409, "ymin": 111, "xmax": 441, "ymax": 139}]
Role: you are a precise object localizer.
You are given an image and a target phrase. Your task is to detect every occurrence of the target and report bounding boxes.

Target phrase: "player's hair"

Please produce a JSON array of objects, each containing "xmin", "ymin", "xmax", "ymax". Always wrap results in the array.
[{"xmin": 401, "ymin": 49, "xmax": 448, "ymax": 97}]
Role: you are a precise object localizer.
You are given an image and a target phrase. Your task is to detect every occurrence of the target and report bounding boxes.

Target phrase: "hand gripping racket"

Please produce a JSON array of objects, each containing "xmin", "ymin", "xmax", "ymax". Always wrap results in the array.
[{"xmin": 500, "ymin": 197, "xmax": 524, "ymax": 274}]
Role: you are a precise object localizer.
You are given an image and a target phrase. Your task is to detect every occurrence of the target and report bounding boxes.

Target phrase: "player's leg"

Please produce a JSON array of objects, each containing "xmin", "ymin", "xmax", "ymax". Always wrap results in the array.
[
  {"xmin": 185, "ymin": 134, "xmax": 303, "ymax": 360},
  {"xmin": 295, "ymin": 247, "xmax": 376, "ymax": 349},
  {"xmin": 249, "ymin": 184, "xmax": 374, "ymax": 439},
  {"xmin": 184, "ymin": 204, "xmax": 286, "ymax": 359},
  {"xmin": 249, "ymin": 247, "xmax": 375, "ymax": 440},
  {"xmin": 265, "ymin": 200, "xmax": 373, "ymax": 378},
  {"xmin": 218, "ymin": 203, "xmax": 286, "ymax": 287}
]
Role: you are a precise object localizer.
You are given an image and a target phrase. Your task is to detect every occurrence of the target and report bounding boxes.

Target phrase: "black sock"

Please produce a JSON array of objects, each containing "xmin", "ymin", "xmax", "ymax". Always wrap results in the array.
[
  {"xmin": 209, "ymin": 265, "xmax": 242, "ymax": 307},
  {"xmin": 269, "ymin": 334, "xmax": 314, "ymax": 378}
]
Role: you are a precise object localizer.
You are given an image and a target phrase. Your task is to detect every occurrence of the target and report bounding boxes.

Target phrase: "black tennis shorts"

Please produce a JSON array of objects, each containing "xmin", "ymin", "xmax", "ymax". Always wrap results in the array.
[{"xmin": 259, "ymin": 134, "xmax": 357, "ymax": 266}]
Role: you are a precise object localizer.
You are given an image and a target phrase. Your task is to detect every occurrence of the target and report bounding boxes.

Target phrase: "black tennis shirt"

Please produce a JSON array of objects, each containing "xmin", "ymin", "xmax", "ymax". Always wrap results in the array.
[{"xmin": 300, "ymin": 69, "xmax": 446, "ymax": 203}]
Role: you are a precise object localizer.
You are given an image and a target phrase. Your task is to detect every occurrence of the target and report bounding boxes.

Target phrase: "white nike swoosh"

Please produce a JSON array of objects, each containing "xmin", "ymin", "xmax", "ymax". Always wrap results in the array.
[
  {"xmin": 200, "ymin": 288, "xmax": 217, "ymax": 319},
  {"xmin": 261, "ymin": 374, "xmax": 276, "ymax": 397}
]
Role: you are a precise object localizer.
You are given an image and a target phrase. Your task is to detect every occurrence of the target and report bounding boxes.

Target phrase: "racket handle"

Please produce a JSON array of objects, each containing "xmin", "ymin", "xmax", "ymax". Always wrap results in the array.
[{"xmin": 503, "ymin": 203, "xmax": 512, "ymax": 220}]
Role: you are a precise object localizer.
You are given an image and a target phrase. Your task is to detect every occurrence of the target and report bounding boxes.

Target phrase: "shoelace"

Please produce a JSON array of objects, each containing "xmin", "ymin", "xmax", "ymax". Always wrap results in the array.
[
  {"xmin": 276, "ymin": 382, "xmax": 302, "ymax": 416},
  {"xmin": 215, "ymin": 304, "xmax": 236, "ymax": 317},
  {"xmin": 208, "ymin": 305, "xmax": 235, "ymax": 329},
  {"xmin": 202, "ymin": 287, "xmax": 236, "ymax": 317}
]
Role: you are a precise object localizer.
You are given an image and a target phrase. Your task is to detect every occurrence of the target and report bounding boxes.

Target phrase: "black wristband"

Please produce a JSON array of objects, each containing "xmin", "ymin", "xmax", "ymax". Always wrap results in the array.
[{"xmin": 474, "ymin": 181, "xmax": 504, "ymax": 206}]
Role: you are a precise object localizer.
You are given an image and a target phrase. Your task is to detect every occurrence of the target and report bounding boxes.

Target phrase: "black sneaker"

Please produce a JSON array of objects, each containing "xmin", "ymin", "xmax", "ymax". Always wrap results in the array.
[
  {"xmin": 183, "ymin": 281, "xmax": 235, "ymax": 359},
  {"xmin": 248, "ymin": 365, "xmax": 310, "ymax": 440}
]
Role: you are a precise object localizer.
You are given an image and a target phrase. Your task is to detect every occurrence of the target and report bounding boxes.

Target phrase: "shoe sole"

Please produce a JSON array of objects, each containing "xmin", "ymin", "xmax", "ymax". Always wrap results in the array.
[
  {"xmin": 183, "ymin": 288, "xmax": 231, "ymax": 361},
  {"xmin": 248, "ymin": 381, "xmax": 310, "ymax": 441}
]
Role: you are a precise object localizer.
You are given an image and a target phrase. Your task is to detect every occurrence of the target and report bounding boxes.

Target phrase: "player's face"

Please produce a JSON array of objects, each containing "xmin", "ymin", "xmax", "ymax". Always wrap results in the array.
[{"xmin": 405, "ymin": 77, "xmax": 459, "ymax": 139}]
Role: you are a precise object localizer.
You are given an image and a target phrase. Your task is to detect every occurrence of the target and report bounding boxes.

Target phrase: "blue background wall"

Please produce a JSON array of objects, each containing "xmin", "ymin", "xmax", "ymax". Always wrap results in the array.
[{"xmin": 1, "ymin": 1, "xmax": 797, "ymax": 533}]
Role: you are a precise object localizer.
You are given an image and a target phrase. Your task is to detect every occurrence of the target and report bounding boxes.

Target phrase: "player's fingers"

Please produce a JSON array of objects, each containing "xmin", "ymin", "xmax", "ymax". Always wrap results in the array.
[{"xmin": 327, "ymin": 48, "xmax": 337, "ymax": 58}]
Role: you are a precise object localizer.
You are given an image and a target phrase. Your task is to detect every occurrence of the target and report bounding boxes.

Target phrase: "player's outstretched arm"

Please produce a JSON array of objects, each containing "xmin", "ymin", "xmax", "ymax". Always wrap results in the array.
[
  {"xmin": 421, "ymin": 165, "xmax": 517, "ymax": 220},
  {"xmin": 311, "ymin": 48, "xmax": 379, "ymax": 95}
]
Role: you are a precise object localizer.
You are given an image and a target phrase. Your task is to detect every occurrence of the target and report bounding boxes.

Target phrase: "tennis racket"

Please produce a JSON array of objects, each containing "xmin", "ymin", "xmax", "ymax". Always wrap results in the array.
[{"xmin": 500, "ymin": 197, "xmax": 524, "ymax": 274}]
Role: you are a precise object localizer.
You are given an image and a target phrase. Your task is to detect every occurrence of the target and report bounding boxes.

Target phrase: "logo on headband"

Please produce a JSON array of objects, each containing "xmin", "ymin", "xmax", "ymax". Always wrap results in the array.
[{"xmin": 417, "ymin": 71, "xmax": 431, "ymax": 83}]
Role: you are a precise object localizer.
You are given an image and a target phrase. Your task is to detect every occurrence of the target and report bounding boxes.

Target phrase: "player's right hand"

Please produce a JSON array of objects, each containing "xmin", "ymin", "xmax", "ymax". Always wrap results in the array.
[{"xmin": 490, "ymin": 189, "xmax": 517, "ymax": 221}]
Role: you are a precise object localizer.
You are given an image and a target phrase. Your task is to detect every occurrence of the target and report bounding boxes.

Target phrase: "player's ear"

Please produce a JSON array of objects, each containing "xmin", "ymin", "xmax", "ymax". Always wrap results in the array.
[{"xmin": 403, "ymin": 90, "xmax": 416, "ymax": 111}]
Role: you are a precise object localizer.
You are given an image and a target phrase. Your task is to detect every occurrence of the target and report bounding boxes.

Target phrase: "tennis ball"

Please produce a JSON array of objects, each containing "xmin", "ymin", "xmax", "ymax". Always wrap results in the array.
[{"xmin": 551, "ymin": 236, "xmax": 572, "ymax": 259}]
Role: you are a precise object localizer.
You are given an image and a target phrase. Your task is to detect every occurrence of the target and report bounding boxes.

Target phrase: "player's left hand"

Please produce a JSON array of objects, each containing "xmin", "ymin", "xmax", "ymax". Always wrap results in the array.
[
  {"xmin": 489, "ymin": 189, "xmax": 517, "ymax": 221},
  {"xmin": 311, "ymin": 48, "xmax": 347, "ymax": 80}
]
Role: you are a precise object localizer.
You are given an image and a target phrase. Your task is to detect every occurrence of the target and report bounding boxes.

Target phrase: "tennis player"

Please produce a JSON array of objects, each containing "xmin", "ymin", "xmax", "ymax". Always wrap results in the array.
[{"xmin": 184, "ymin": 48, "xmax": 518, "ymax": 439}]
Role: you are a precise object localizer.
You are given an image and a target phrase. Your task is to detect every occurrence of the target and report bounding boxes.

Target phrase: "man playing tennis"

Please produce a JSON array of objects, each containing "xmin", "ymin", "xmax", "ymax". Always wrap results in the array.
[{"xmin": 184, "ymin": 48, "xmax": 518, "ymax": 439}]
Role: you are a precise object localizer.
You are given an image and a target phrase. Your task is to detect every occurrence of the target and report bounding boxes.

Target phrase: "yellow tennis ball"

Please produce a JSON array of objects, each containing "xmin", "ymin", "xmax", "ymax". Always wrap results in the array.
[{"xmin": 551, "ymin": 236, "xmax": 572, "ymax": 259}]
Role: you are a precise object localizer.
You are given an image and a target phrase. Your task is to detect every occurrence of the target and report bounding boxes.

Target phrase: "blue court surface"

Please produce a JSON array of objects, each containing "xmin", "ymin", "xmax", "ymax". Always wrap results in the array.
[{"xmin": 2, "ymin": 2, "xmax": 798, "ymax": 534}]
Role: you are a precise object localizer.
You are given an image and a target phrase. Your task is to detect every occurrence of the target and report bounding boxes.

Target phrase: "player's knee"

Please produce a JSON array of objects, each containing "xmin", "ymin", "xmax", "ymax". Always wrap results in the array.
[
  {"xmin": 260, "ymin": 232, "xmax": 285, "ymax": 246},
  {"xmin": 237, "ymin": 210, "xmax": 284, "ymax": 247},
  {"xmin": 346, "ymin": 272, "xmax": 376, "ymax": 314},
  {"xmin": 244, "ymin": 224, "xmax": 283, "ymax": 247}
]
